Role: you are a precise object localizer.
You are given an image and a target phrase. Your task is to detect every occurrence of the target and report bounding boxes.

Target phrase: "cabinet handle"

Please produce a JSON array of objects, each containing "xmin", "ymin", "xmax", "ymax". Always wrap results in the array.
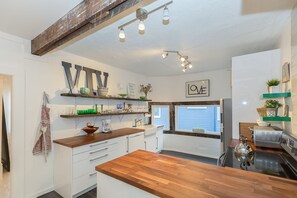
[
  {"xmin": 130, "ymin": 133, "xmax": 143, "ymax": 138},
  {"xmin": 89, "ymin": 172, "xmax": 97, "ymax": 177},
  {"xmin": 156, "ymin": 137, "xmax": 159, "ymax": 150},
  {"xmin": 89, "ymin": 147, "xmax": 108, "ymax": 155},
  {"xmin": 126, "ymin": 136, "xmax": 129, "ymax": 153},
  {"xmin": 145, "ymin": 141, "xmax": 147, "ymax": 150},
  {"xmin": 90, "ymin": 154, "xmax": 108, "ymax": 162},
  {"xmin": 90, "ymin": 141, "xmax": 108, "ymax": 147}
]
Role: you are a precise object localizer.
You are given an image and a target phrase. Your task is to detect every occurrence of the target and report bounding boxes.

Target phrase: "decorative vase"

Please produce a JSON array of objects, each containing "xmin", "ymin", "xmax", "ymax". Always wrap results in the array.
[
  {"xmin": 268, "ymin": 86, "xmax": 280, "ymax": 94},
  {"xmin": 266, "ymin": 108, "xmax": 278, "ymax": 117}
]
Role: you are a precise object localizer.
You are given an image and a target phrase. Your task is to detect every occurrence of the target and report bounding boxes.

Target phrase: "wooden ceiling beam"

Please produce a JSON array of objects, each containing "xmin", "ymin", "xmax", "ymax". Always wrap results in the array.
[{"xmin": 31, "ymin": 0, "xmax": 156, "ymax": 56}]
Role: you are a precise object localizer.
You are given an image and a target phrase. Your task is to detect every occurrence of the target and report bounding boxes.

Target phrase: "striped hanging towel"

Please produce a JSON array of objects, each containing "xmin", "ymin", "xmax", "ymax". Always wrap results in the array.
[{"xmin": 32, "ymin": 92, "xmax": 51, "ymax": 162}]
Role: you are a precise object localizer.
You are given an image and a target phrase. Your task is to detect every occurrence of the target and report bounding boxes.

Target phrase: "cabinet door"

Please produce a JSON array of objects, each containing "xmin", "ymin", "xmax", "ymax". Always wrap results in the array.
[
  {"xmin": 145, "ymin": 134, "xmax": 157, "ymax": 153},
  {"xmin": 156, "ymin": 128, "xmax": 164, "ymax": 152},
  {"xmin": 128, "ymin": 132, "xmax": 145, "ymax": 153}
]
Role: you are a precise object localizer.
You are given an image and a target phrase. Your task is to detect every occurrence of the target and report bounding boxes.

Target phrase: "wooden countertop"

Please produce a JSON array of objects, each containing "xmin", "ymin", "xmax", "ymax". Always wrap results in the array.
[
  {"xmin": 96, "ymin": 150, "xmax": 297, "ymax": 198},
  {"xmin": 53, "ymin": 128, "xmax": 144, "ymax": 148}
]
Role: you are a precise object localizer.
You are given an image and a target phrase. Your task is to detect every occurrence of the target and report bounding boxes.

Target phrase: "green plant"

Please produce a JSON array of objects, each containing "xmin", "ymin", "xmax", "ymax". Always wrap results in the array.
[
  {"xmin": 264, "ymin": 100, "xmax": 282, "ymax": 108},
  {"xmin": 266, "ymin": 79, "xmax": 280, "ymax": 86}
]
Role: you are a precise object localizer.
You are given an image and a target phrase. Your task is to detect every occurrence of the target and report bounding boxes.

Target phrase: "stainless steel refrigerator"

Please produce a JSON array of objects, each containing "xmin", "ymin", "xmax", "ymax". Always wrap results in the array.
[{"xmin": 220, "ymin": 98, "xmax": 232, "ymax": 154}]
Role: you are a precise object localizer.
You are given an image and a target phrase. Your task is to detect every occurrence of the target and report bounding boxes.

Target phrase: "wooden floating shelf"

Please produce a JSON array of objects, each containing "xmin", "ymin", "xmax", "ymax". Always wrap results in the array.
[
  {"xmin": 60, "ymin": 112, "xmax": 149, "ymax": 118},
  {"xmin": 262, "ymin": 116, "xmax": 291, "ymax": 122},
  {"xmin": 61, "ymin": 93, "xmax": 152, "ymax": 102},
  {"xmin": 262, "ymin": 92, "xmax": 291, "ymax": 99}
]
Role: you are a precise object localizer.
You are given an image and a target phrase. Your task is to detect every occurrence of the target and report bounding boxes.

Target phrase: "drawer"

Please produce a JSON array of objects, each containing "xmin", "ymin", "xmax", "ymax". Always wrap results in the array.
[
  {"xmin": 73, "ymin": 148, "xmax": 122, "ymax": 179},
  {"xmin": 72, "ymin": 171, "xmax": 97, "ymax": 196},
  {"xmin": 73, "ymin": 143, "xmax": 118, "ymax": 163},
  {"xmin": 73, "ymin": 136, "xmax": 125, "ymax": 155},
  {"xmin": 73, "ymin": 150, "xmax": 111, "ymax": 179}
]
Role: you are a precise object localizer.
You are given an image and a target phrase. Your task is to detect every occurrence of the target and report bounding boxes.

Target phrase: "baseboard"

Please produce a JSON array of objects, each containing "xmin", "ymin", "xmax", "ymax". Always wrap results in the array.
[{"xmin": 26, "ymin": 186, "xmax": 55, "ymax": 198}]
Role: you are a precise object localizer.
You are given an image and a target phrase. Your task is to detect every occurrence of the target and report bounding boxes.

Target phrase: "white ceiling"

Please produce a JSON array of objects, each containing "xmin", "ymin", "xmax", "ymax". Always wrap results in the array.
[{"xmin": 0, "ymin": 0, "xmax": 295, "ymax": 76}]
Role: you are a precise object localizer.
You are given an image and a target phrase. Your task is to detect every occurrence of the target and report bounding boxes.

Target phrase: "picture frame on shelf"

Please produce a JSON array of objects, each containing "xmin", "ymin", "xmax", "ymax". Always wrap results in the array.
[
  {"xmin": 282, "ymin": 62, "xmax": 290, "ymax": 83},
  {"xmin": 127, "ymin": 83, "xmax": 137, "ymax": 98}
]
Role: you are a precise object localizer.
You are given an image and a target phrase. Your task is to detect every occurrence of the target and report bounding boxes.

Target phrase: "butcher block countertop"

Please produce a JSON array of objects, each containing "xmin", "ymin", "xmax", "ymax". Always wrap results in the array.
[
  {"xmin": 53, "ymin": 128, "xmax": 144, "ymax": 148},
  {"xmin": 96, "ymin": 150, "xmax": 297, "ymax": 198}
]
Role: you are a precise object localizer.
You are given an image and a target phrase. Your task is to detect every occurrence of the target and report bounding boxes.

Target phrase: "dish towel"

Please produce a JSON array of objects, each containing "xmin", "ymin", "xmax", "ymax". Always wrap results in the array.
[{"xmin": 32, "ymin": 92, "xmax": 51, "ymax": 162}]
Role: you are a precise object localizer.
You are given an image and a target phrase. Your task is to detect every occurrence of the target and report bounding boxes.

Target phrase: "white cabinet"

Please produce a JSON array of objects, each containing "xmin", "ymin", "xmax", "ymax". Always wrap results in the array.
[
  {"xmin": 156, "ymin": 127, "xmax": 164, "ymax": 152},
  {"xmin": 127, "ymin": 132, "xmax": 145, "ymax": 153},
  {"xmin": 145, "ymin": 134, "xmax": 157, "ymax": 153},
  {"xmin": 54, "ymin": 136, "xmax": 127, "ymax": 198}
]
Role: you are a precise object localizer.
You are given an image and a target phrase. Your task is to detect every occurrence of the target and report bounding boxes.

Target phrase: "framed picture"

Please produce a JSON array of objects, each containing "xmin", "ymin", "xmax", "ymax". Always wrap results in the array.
[
  {"xmin": 186, "ymin": 80, "xmax": 210, "ymax": 98},
  {"xmin": 127, "ymin": 83, "xmax": 137, "ymax": 98},
  {"xmin": 282, "ymin": 62, "xmax": 290, "ymax": 83}
]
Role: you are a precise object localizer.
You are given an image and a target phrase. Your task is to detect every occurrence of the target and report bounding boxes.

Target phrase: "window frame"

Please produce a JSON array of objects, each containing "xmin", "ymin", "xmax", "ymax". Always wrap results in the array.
[
  {"xmin": 151, "ymin": 105, "xmax": 170, "ymax": 130},
  {"xmin": 175, "ymin": 104, "xmax": 220, "ymax": 133}
]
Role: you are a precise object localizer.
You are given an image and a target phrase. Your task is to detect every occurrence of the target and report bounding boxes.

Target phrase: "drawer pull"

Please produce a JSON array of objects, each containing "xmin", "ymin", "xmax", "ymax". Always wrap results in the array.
[
  {"xmin": 90, "ymin": 141, "xmax": 108, "ymax": 147},
  {"xmin": 89, "ymin": 172, "xmax": 97, "ymax": 177},
  {"xmin": 130, "ymin": 133, "xmax": 143, "ymax": 138},
  {"xmin": 90, "ymin": 154, "xmax": 108, "ymax": 162},
  {"xmin": 89, "ymin": 147, "xmax": 108, "ymax": 155}
]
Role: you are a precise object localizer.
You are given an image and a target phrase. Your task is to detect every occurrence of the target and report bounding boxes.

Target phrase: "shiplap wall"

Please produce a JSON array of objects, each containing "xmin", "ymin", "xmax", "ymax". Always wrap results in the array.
[{"xmin": 292, "ymin": 3, "xmax": 297, "ymax": 137}]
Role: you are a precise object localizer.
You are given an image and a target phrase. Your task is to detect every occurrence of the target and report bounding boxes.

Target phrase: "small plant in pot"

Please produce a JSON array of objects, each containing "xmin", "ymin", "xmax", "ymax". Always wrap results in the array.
[
  {"xmin": 264, "ymin": 100, "xmax": 282, "ymax": 117},
  {"xmin": 266, "ymin": 79, "xmax": 280, "ymax": 93}
]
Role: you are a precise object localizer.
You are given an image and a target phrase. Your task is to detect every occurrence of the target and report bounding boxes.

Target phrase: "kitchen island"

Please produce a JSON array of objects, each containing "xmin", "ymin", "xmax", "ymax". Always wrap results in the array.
[{"xmin": 96, "ymin": 150, "xmax": 297, "ymax": 198}]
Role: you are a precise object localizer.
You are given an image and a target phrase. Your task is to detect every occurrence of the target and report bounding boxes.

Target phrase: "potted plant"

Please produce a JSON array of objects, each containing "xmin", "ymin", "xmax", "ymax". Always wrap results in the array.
[
  {"xmin": 140, "ymin": 84, "xmax": 152, "ymax": 100},
  {"xmin": 264, "ymin": 100, "xmax": 282, "ymax": 117},
  {"xmin": 266, "ymin": 79, "xmax": 280, "ymax": 93}
]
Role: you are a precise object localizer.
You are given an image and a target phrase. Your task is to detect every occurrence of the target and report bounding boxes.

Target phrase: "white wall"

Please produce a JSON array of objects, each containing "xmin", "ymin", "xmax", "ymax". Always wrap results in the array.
[
  {"xmin": 232, "ymin": 49, "xmax": 281, "ymax": 139},
  {"xmin": 163, "ymin": 134, "xmax": 221, "ymax": 159},
  {"xmin": 291, "ymin": 2, "xmax": 297, "ymax": 138},
  {"xmin": 0, "ymin": 31, "xmax": 149, "ymax": 198},
  {"xmin": 148, "ymin": 69, "xmax": 231, "ymax": 102},
  {"xmin": 0, "ymin": 31, "xmax": 26, "ymax": 198}
]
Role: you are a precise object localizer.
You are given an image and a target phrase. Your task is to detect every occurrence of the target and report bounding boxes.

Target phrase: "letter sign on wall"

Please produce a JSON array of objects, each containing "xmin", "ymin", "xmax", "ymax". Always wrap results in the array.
[
  {"xmin": 185, "ymin": 80, "xmax": 210, "ymax": 97},
  {"xmin": 61, "ymin": 61, "xmax": 109, "ymax": 95}
]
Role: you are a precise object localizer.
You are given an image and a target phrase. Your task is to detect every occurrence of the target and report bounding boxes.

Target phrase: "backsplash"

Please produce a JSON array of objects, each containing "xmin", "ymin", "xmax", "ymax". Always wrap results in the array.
[{"xmin": 291, "ymin": 3, "xmax": 297, "ymax": 137}]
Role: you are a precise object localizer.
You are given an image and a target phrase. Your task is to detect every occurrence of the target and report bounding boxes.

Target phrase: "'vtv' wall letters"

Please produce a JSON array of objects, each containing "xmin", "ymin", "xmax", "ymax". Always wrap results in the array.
[{"xmin": 61, "ymin": 61, "xmax": 109, "ymax": 95}]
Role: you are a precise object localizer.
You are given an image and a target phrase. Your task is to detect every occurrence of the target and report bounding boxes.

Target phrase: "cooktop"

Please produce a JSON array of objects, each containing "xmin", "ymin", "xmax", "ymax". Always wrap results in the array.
[{"xmin": 222, "ymin": 148, "xmax": 297, "ymax": 180}]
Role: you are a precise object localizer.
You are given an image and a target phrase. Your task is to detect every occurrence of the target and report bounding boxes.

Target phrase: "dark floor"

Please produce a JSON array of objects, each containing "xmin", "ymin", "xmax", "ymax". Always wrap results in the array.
[{"xmin": 39, "ymin": 151, "xmax": 217, "ymax": 197}]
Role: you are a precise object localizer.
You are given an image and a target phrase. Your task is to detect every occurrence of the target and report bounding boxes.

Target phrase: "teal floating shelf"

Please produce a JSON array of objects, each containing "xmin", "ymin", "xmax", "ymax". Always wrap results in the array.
[
  {"xmin": 262, "ymin": 92, "xmax": 291, "ymax": 99},
  {"xmin": 262, "ymin": 116, "xmax": 291, "ymax": 122}
]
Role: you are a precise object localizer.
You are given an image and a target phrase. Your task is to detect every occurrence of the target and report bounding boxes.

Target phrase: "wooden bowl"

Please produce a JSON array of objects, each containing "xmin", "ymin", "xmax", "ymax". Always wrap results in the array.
[{"xmin": 82, "ymin": 127, "xmax": 99, "ymax": 135}]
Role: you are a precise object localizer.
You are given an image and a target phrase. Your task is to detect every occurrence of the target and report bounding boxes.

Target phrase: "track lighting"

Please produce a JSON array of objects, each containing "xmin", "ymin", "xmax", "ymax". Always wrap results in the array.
[
  {"xmin": 117, "ymin": 1, "xmax": 173, "ymax": 41},
  {"xmin": 163, "ymin": 6, "xmax": 170, "ymax": 22},
  {"xmin": 162, "ymin": 52, "xmax": 168, "ymax": 59},
  {"xmin": 119, "ymin": 28, "xmax": 125, "ymax": 39},
  {"xmin": 162, "ymin": 50, "xmax": 193, "ymax": 72},
  {"xmin": 138, "ymin": 20, "xmax": 145, "ymax": 31}
]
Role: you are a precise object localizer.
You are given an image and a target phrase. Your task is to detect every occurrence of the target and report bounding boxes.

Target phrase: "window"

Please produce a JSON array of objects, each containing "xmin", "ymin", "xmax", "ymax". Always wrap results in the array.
[
  {"xmin": 175, "ymin": 105, "xmax": 220, "ymax": 133},
  {"xmin": 152, "ymin": 105, "xmax": 170, "ymax": 130}
]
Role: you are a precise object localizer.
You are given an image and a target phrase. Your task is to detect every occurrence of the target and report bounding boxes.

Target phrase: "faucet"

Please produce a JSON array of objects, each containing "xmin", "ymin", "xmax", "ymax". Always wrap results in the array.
[{"xmin": 134, "ymin": 119, "xmax": 142, "ymax": 127}]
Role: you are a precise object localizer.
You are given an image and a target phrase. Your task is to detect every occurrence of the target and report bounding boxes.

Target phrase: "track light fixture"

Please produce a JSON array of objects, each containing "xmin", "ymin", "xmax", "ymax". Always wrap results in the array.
[
  {"xmin": 162, "ymin": 50, "xmax": 193, "ymax": 72},
  {"xmin": 119, "ymin": 28, "xmax": 125, "ymax": 39},
  {"xmin": 162, "ymin": 52, "xmax": 168, "ymax": 59},
  {"xmin": 118, "ymin": 1, "xmax": 173, "ymax": 42}
]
